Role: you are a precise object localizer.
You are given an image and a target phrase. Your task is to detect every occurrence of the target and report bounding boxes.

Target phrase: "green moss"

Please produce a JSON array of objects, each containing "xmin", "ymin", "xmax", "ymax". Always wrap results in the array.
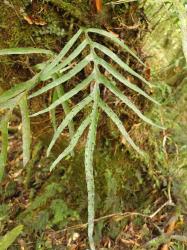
[
  {"xmin": 0, "ymin": 1, "xmax": 64, "ymax": 90},
  {"xmin": 45, "ymin": 0, "xmax": 88, "ymax": 21}
]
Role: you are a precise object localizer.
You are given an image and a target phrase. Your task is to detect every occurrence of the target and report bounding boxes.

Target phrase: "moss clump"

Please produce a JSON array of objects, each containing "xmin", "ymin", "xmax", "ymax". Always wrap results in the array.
[
  {"xmin": 0, "ymin": 1, "xmax": 65, "ymax": 91},
  {"xmin": 44, "ymin": 0, "xmax": 89, "ymax": 22}
]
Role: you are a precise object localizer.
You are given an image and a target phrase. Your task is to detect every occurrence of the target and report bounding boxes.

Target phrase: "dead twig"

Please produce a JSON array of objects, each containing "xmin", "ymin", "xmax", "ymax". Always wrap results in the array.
[{"xmin": 56, "ymin": 200, "xmax": 174, "ymax": 233}]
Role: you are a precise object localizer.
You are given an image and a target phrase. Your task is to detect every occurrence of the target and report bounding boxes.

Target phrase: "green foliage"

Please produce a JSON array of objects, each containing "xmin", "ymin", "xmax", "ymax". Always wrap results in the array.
[
  {"xmin": 19, "ymin": 183, "xmax": 62, "ymax": 216},
  {"xmin": 0, "ymin": 27, "xmax": 162, "ymax": 249},
  {"xmin": 44, "ymin": 0, "xmax": 89, "ymax": 22},
  {"xmin": 19, "ymin": 94, "xmax": 31, "ymax": 166},
  {"xmin": 17, "ymin": 182, "xmax": 79, "ymax": 233},
  {"xmin": 0, "ymin": 204, "xmax": 9, "ymax": 222},
  {"xmin": 38, "ymin": 24, "xmax": 65, "ymax": 37},
  {"xmin": 50, "ymin": 199, "xmax": 79, "ymax": 226},
  {"xmin": 0, "ymin": 112, "xmax": 9, "ymax": 181},
  {"xmin": 0, "ymin": 225, "xmax": 23, "ymax": 250},
  {"xmin": 0, "ymin": 48, "xmax": 53, "ymax": 56},
  {"xmin": 31, "ymin": 211, "xmax": 50, "ymax": 234},
  {"xmin": 171, "ymin": 242, "xmax": 186, "ymax": 250}
]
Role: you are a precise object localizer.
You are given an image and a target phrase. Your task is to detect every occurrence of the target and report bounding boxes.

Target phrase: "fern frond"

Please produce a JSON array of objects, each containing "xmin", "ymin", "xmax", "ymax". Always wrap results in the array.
[
  {"xmin": 0, "ymin": 27, "xmax": 164, "ymax": 250},
  {"xmin": 0, "ymin": 47, "xmax": 53, "ymax": 55},
  {"xmin": 44, "ymin": 39, "xmax": 88, "ymax": 80},
  {"xmin": 0, "ymin": 74, "xmax": 40, "ymax": 104},
  {"xmin": 99, "ymin": 98, "xmax": 143, "ymax": 155},
  {"xmin": 87, "ymin": 28, "xmax": 144, "ymax": 64},
  {"xmin": 55, "ymin": 84, "xmax": 75, "ymax": 155},
  {"xmin": 0, "ymin": 92, "xmax": 25, "ymax": 181},
  {"xmin": 41, "ymin": 29, "xmax": 82, "ymax": 77},
  {"xmin": 50, "ymin": 115, "xmax": 91, "ymax": 171},
  {"xmin": 0, "ymin": 113, "xmax": 9, "ymax": 182},
  {"xmin": 0, "ymin": 93, "xmax": 25, "ymax": 109},
  {"xmin": 19, "ymin": 94, "xmax": 31, "ymax": 166},
  {"xmin": 96, "ymin": 57, "xmax": 159, "ymax": 104},
  {"xmin": 47, "ymin": 95, "xmax": 93, "ymax": 155},
  {"xmin": 99, "ymin": 75, "xmax": 163, "ymax": 128},
  {"xmin": 84, "ymin": 81, "xmax": 100, "ymax": 250},
  {"xmin": 93, "ymin": 42, "xmax": 151, "ymax": 87},
  {"xmin": 29, "ymin": 56, "xmax": 91, "ymax": 98},
  {"xmin": 50, "ymin": 89, "xmax": 58, "ymax": 131},
  {"xmin": 31, "ymin": 74, "xmax": 94, "ymax": 116}
]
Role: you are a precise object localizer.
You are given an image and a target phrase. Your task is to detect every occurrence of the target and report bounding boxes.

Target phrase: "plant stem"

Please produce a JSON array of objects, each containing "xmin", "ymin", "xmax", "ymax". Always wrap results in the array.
[{"xmin": 85, "ymin": 80, "xmax": 100, "ymax": 250}]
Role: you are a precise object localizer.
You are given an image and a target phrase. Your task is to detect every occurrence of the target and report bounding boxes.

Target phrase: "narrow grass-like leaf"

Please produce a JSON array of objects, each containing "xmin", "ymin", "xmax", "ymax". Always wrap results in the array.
[
  {"xmin": 19, "ymin": 94, "xmax": 31, "ymax": 166},
  {"xmin": 31, "ymin": 74, "xmax": 94, "ymax": 116},
  {"xmin": 0, "ymin": 48, "xmax": 53, "ymax": 55},
  {"xmin": 84, "ymin": 83, "xmax": 100, "ymax": 250},
  {"xmin": 34, "ymin": 59, "xmax": 71, "ymax": 73},
  {"xmin": 0, "ymin": 225, "xmax": 23, "ymax": 250},
  {"xmin": 100, "ymin": 76, "xmax": 163, "ymax": 128},
  {"xmin": 87, "ymin": 28, "xmax": 144, "ymax": 65},
  {"xmin": 50, "ymin": 115, "xmax": 90, "ymax": 171},
  {"xmin": 99, "ymin": 99, "xmax": 143, "ymax": 155},
  {"xmin": 29, "ymin": 57, "xmax": 91, "ymax": 98},
  {"xmin": 39, "ymin": 64, "xmax": 74, "ymax": 80},
  {"xmin": 41, "ymin": 29, "xmax": 82, "ymax": 77},
  {"xmin": 0, "ymin": 74, "xmax": 40, "ymax": 104},
  {"xmin": 47, "ymin": 95, "xmax": 93, "ymax": 155},
  {"xmin": 55, "ymin": 79, "xmax": 75, "ymax": 156},
  {"xmin": 50, "ymin": 89, "xmax": 58, "ymax": 131},
  {"xmin": 97, "ymin": 57, "xmax": 159, "ymax": 104},
  {"xmin": 0, "ymin": 93, "xmax": 24, "ymax": 109},
  {"xmin": 42, "ymin": 40, "xmax": 88, "ymax": 80},
  {"xmin": 0, "ymin": 113, "xmax": 9, "ymax": 182},
  {"xmin": 93, "ymin": 42, "xmax": 151, "ymax": 87}
]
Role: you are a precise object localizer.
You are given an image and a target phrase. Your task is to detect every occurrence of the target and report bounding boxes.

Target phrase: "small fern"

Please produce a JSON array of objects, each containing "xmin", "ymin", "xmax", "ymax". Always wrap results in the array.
[{"xmin": 0, "ymin": 27, "xmax": 163, "ymax": 250}]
